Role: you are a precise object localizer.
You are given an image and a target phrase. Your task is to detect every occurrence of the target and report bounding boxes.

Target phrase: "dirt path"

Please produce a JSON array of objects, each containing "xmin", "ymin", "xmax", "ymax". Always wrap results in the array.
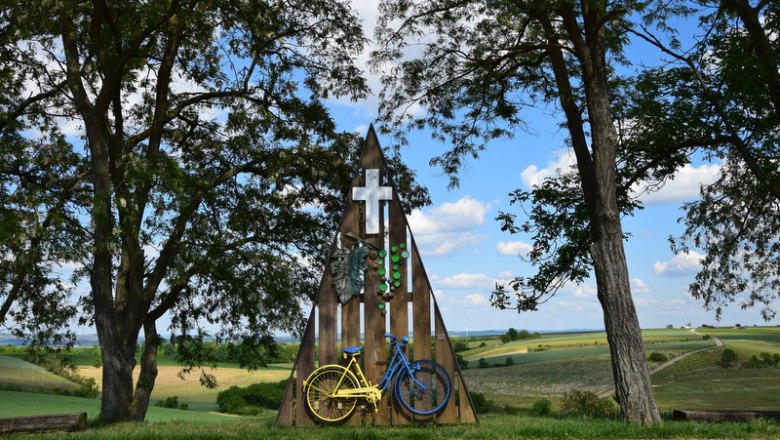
[{"xmin": 597, "ymin": 329, "xmax": 722, "ymax": 398}]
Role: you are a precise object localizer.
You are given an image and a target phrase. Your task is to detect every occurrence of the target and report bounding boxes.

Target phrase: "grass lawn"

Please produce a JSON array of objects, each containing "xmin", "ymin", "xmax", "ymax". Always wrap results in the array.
[{"xmin": 2, "ymin": 412, "xmax": 779, "ymax": 439}]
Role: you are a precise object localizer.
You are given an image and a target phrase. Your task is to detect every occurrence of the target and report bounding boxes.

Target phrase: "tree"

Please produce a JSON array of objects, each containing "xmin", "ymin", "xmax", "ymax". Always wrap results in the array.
[
  {"xmin": 1, "ymin": 10, "xmax": 86, "ymax": 344},
  {"xmin": 626, "ymin": 1, "xmax": 780, "ymax": 320},
  {"xmin": 1, "ymin": 0, "xmax": 430, "ymax": 424},
  {"xmin": 373, "ymin": 0, "xmax": 661, "ymax": 422}
]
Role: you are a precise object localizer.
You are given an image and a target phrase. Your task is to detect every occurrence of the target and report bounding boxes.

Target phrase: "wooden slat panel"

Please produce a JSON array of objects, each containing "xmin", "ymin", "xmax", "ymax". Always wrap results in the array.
[
  {"xmin": 434, "ymin": 303, "xmax": 458, "ymax": 423},
  {"xmin": 411, "ymin": 236, "xmax": 431, "ymax": 363},
  {"xmin": 389, "ymin": 198, "xmax": 410, "ymax": 425},
  {"xmin": 295, "ymin": 308, "xmax": 316, "ymax": 426}
]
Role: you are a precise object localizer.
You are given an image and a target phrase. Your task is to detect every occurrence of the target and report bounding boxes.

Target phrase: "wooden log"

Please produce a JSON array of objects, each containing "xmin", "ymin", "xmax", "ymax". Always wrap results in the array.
[
  {"xmin": 0, "ymin": 413, "xmax": 87, "ymax": 435},
  {"xmin": 673, "ymin": 409, "xmax": 780, "ymax": 422}
]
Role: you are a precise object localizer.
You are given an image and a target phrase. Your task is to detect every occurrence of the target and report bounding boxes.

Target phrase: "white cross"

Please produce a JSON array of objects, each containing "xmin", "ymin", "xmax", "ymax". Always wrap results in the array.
[{"xmin": 353, "ymin": 169, "xmax": 392, "ymax": 235}]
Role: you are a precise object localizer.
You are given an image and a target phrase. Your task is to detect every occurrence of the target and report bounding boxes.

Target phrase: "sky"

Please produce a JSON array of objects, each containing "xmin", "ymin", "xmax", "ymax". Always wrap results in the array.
[{"xmin": 318, "ymin": 1, "xmax": 780, "ymax": 333}]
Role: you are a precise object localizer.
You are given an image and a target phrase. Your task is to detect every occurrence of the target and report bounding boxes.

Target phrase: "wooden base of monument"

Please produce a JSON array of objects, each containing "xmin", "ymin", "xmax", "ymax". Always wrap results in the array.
[{"xmin": 275, "ymin": 126, "xmax": 477, "ymax": 426}]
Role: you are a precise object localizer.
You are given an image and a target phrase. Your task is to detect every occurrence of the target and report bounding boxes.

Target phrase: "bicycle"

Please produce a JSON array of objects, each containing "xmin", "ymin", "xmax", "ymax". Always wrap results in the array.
[{"xmin": 303, "ymin": 333, "xmax": 451, "ymax": 424}]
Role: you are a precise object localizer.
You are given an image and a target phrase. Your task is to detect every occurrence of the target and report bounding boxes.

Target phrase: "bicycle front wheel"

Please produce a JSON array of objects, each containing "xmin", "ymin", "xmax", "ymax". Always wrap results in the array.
[
  {"xmin": 393, "ymin": 360, "xmax": 451, "ymax": 416},
  {"xmin": 304, "ymin": 366, "xmax": 359, "ymax": 423}
]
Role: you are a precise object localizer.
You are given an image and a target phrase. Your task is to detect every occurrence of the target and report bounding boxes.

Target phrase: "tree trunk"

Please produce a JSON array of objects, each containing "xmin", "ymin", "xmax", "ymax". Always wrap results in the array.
[
  {"xmin": 98, "ymin": 330, "xmax": 136, "ymax": 423},
  {"xmin": 591, "ymin": 221, "xmax": 660, "ymax": 423},
  {"xmin": 130, "ymin": 320, "xmax": 160, "ymax": 421}
]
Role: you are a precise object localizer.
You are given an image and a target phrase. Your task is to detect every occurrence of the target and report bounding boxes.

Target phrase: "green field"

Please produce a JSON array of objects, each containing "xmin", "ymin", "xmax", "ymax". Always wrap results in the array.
[
  {"xmin": 2, "ymin": 327, "xmax": 780, "ymax": 439},
  {"xmin": 0, "ymin": 355, "xmax": 81, "ymax": 394},
  {"xmin": 0, "ymin": 390, "xmax": 233, "ymax": 423}
]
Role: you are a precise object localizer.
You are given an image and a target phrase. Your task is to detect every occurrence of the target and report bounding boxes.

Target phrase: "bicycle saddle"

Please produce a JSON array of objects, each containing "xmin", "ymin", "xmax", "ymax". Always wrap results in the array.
[{"xmin": 343, "ymin": 345, "xmax": 363, "ymax": 354}]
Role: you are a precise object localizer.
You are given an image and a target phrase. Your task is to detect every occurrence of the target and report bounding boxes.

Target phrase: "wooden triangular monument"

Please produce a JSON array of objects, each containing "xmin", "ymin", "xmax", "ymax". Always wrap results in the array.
[{"xmin": 276, "ymin": 126, "xmax": 478, "ymax": 426}]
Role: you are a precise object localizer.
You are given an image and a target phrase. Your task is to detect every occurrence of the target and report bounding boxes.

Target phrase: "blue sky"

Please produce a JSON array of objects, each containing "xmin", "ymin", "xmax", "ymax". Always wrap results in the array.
[{"xmin": 320, "ymin": 1, "xmax": 780, "ymax": 332}]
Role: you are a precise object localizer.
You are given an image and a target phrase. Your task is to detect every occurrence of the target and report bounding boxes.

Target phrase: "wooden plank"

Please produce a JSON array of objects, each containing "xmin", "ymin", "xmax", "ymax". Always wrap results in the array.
[
  {"xmin": 275, "ymin": 376, "xmax": 295, "ymax": 426},
  {"xmin": 434, "ymin": 303, "xmax": 458, "ymax": 423},
  {"xmin": 295, "ymin": 308, "xmax": 316, "ymax": 426},
  {"xmin": 0, "ymin": 413, "xmax": 87, "ymax": 435},
  {"xmin": 411, "ymin": 236, "xmax": 431, "ymax": 363},
  {"xmin": 673, "ymin": 409, "xmax": 780, "ymax": 422},
  {"xmin": 458, "ymin": 374, "xmax": 478, "ymax": 423},
  {"xmin": 340, "ymin": 197, "xmax": 361, "ymax": 350},
  {"xmin": 389, "ymin": 198, "xmax": 411, "ymax": 425},
  {"xmin": 318, "ymin": 269, "xmax": 338, "ymax": 367},
  {"xmin": 339, "ymin": 200, "xmax": 363, "ymax": 427},
  {"xmin": 360, "ymin": 130, "xmax": 389, "ymax": 425}
]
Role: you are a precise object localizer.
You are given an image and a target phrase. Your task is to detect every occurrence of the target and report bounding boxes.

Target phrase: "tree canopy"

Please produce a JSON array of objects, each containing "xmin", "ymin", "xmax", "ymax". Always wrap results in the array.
[{"xmin": 1, "ymin": 0, "xmax": 428, "ymax": 423}]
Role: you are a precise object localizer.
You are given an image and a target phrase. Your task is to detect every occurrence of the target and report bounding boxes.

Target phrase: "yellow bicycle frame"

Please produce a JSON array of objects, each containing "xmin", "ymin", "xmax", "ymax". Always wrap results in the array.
[{"xmin": 304, "ymin": 351, "xmax": 383, "ymax": 411}]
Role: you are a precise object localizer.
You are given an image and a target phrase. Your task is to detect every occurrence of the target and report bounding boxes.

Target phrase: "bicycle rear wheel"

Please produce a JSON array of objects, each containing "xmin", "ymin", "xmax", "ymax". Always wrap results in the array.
[
  {"xmin": 393, "ymin": 360, "xmax": 451, "ymax": 416},
  {"xmin": 304, "ymin": 366, "xmax": 359, "ymax": 423}
]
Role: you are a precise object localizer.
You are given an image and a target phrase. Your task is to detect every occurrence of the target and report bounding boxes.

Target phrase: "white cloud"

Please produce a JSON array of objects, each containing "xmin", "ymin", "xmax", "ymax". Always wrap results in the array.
[
  {"xmin": 436, "ymin": 273, "xmax": 491, "ymax": 289},
  {"xmin": 653, "ymin": 251, "xmax": 704, "ymax": 277},
  {"xmin": 408, "ymin": 196, "xmax": 488, "ymax": 256},
  {"xmin": 520, "ymin": 151, "xmax": 577, "ymax": 189},
  {"xmin": 631, "ymin": 278, "xmax": 651, "ymax": 294},
  {"xmin": 635, "ymin": 298, "xmax": 658, "ymax": 307},
  {"xmin": 572, "ymin": 284, "xmax": 598, "ymax": 298},
  {"xmin": 464, "ymin": 293, "xmax": 490, "ymax": 306},
  {"xmin": 522, "ymin": 151, "xmax": 721, "ymax": 206},
  {"xmin": 632, "ymin": 163, "xmax": 721, "ymax": 204},
  {"xmin": 496, "ymin": 240, "xmax": 533, "ymax": 257}
]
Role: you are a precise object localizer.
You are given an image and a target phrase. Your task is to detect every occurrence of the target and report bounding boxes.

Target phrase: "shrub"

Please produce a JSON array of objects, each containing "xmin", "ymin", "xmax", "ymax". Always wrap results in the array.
[
  {"xmin": 560, "ymin": 389, "xmax": 616, "ymax": 419},
  {"xmin": 469, "ymin": 391, "xmax": 499, "ymax": 413},
  {"xmin": 478, "ymin": 358, "xmax": 489, "ymax": 368},
  {"xmin": 155, "ymin": 396, "xmax": 189, "ymax": 410},
  {"xmin": 648, "ymin": 352, "xmax": 668, "ymax": 363},
  {"xmin": 216, "ymin": 380, "xmax": 288, "ymax": 414},
  {"xmin": 456, "ymin": 354, "xmax": 468, "ymax": 370},
  {"xmin": 505, "ymin": 357, "xmax": 515, "ymax": 366},
  {"xmin": 720, "ymin": 348, "xmax": 739, "ymax": 367},
  {"xmin": 530, "ymin": 398, "xmax": 552, "ymax": 416},
  {"xmin": 217, "ymin": 387, "xmax": 247, "ymax": 413},
  {"xmin": 452, "ymin": 340, "xmax": 469, "ymax": 353}
]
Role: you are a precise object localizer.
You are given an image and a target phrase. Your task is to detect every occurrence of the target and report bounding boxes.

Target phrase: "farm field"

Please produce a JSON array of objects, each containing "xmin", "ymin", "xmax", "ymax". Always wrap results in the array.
[{"xmin": 76, "ymin": 364, "xmax": 292, "ymax": 412}]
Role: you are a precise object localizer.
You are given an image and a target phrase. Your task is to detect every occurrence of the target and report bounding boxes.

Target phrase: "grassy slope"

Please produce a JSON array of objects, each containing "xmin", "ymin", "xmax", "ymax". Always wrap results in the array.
[
  {"xmin": 0, "ymin": 355, "xmax": 80, "ymax": 393},
  {"xmin": 462, "ymin": 327, "xmax": 779, "ymax": 411},
  {"xmin": 0, "ymin": 390, "xmax": 234, "ymax": 422}
]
